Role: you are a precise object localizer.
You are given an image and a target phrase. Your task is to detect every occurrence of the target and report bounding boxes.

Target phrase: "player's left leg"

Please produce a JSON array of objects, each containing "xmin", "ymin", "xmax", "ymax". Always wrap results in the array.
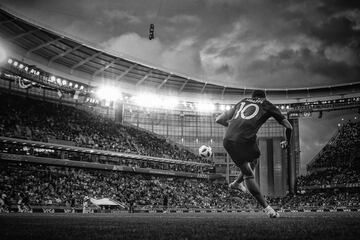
[
  {"xmin": 229, "ymin": 159, "xmax": 258, "ymax": 192},
  {"xmin": 228, "ymin": 173, "xmax": 247, "ymax": 192}
]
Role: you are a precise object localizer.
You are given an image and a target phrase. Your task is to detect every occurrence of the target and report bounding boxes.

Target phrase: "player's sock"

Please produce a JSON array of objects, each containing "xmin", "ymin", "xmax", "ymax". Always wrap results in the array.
[
  {"xmin": 264, "ymin": 205, "xmax": 280, "ymax": 218},
  {"xmin": 239, "ymin": 182, "xmax": 247, "ymax": 192},
  {"xmin": 229, "ymin": 181, "xmax": 248, "ymax": 193}
]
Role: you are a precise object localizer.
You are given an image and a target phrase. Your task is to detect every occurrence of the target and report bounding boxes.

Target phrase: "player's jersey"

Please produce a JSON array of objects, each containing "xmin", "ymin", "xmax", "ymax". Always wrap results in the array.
[{"xmin": 224, "ymin": 97, "xmax": 285, "ymax": 143}]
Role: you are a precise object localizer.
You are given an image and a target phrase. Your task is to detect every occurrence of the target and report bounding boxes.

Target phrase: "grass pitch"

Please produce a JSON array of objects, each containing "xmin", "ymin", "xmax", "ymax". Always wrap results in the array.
[{"xmin": 1, "ymin": 212, "xmax": 360, "ymax": 240}]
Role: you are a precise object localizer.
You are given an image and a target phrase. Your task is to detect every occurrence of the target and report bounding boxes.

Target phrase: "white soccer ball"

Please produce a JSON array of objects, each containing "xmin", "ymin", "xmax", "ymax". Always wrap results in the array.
[{"xmin": 198, "ymin": 145, "xmax": 212, "ymax": 159}]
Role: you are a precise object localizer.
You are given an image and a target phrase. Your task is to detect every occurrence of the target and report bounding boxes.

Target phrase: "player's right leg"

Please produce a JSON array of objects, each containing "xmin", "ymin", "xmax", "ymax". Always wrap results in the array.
[{"xmin": 237, "ymin": 161, "xmax": 279, "ymax": 218}]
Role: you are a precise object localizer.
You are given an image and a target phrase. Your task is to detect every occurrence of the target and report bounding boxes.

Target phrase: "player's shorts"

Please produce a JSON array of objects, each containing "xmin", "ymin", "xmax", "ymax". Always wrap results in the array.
[{"xmin": 223, "ymin": 139, "xmax": 260, "ymax": 166}]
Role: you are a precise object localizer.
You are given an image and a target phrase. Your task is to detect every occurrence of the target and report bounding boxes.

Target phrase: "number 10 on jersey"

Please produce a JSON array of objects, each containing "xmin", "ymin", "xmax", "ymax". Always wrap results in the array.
[{"xmin": 234, "ymin": 102, "xmax": 260, "ymax": 120}]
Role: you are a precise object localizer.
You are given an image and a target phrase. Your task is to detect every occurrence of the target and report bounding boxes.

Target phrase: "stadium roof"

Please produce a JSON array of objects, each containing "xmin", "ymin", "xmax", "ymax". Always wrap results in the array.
[{"xmin": 0, "ymin": 7, "xmax": 359, "ymax": 100}]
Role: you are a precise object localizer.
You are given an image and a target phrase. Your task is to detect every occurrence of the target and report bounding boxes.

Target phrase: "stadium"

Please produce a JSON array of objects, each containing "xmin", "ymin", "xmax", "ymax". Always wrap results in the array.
[{"xmin": 0, "ymin": 1, "xmax": 359, "ymax": 239}]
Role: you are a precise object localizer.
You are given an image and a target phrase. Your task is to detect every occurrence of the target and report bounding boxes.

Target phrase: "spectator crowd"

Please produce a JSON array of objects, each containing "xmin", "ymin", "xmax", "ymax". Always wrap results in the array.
[
  {"xmin": 308, "ymin": 121, "xmax": 360, "ymax": 170},
  {"xmin": 0, "ymin": 162, "xmax": 258, "ymax": 211},
  {"xmin": 297, "ymin": 168, "xmax": 360, "ymax": 187},
  {"xmin": 269, "ymin": 189, "xmax": 360, "ymax": 209},
  {"xmin": 1, "ymin": 162, "xmax": 359, "ymax": 212},
  {"xmin": 0, "ymin": 93, "xmax": 208, "ymax": 163},
  {"xmin": 297, "ymin": 120, "xmax": 360, "ymax": 188}
]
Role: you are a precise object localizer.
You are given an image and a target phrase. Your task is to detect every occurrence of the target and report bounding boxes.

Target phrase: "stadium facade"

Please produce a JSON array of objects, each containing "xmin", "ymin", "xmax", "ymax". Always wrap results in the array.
[{"xmin": 0, "ymin": 7, "xmax": 359, "ymax": 197}]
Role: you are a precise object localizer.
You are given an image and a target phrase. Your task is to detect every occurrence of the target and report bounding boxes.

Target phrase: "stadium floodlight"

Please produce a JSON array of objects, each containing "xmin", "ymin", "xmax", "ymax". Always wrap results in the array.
[
  {"xmin": 19, "ymin": 64, "xmax": 24, "ymax": 69},
  {"xmin": 96, "ymin": 85, "xmax": 121, "ymax": 101},
  {"xmin": 56, "ymin": 78, "xmax": 62, "ymax": 85},
  {"xmin": 225, "ymin": 105, "xmax": 231, "ymax": 110},
  {"xmin": 161, "ymin": 96, "xmax": 179, "ymax": 109},
  {"xmin": 69, "ymin": 82, "xmax": 73, "ymax": 87},
  {"xmin": 74, "ymin": 84, "xmax": 78, "ymax": 89},
  {"xmin": 7, "ymin": 58, "xmax": 13, "ymax": 64},
  {"xmin": 197, "ymin": 102, "xmax": 215, "ymax": 112},
  {"xmin": 80, "ymin": 85, "xmax": 84, "ymax": 90},
  {"xmin": 50, "ymin": 76, "xmax": 56, "ymax": 82},
  {"xmin": 133, "ymin": 93, "xmax": 161, "ymax": 108},
  {"xmin": 62, "ymin": 79, "xmax": 67, "ymax": 86},
  {"xmin": 220, "ymin": 105, "xmax": 225, "ymax": 111},
  {"xmin": 189, "ymin": 103, "xmax": 196, "ymax": 110},
  {"xmin": 13, "ymin": 61, "xmax": 18, "ymax": 67},
  {"xmin": 24, "ymin": 66, "xmax": 28, "ymax": 71}
]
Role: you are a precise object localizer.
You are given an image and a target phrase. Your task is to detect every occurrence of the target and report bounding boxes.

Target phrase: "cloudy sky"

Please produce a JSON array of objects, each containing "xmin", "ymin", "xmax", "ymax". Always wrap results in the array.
[
  {"xmin": 1, "ymin": 0, "xmax": 359, "ymax": 89},
  {"xmin": 1, "ymin": 0, "xmax": 359, "ymax": 174}
]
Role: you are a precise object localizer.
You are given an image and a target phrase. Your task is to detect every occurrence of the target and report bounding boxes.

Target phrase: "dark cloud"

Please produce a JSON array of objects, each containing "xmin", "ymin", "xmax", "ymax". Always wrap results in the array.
[
  {"xmin": 308, "ymin": 16, "xmax": 360, "ymax": 46},
  {"xmin": 219, "ymin": 46, "xmax": 242, "ymax": 58},
  {"xmin": 0, "ymin": 0, "xmax": 359, "ymax": 88},
  {"xmin": 246, "ymin": 47, "xmax": 359, "ymax": 86},
  {"xmin": 317, "ymin": 0, "xmax": 360, "ymax": 15},
  {"xmin": 215, "ymin": 64, "xmax": 233, "ymax": 75},
  {"xmin": 310, "ymin": 59, "xmax": 360, "ymax": 82}
]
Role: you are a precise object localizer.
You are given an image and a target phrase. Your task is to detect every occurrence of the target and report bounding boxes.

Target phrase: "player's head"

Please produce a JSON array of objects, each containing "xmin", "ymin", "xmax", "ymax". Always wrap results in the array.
[{"xmin": 251, "ymin": 89, "xmax": 266, "ymax": 99}]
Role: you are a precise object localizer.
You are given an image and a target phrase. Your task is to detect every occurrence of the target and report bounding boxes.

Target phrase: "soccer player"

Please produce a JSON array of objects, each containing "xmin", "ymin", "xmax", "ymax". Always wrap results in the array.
[
  {"xmin": 162, "ymin": 192, "xmax": 169, "ymax": 213},
  {"xmin": 127, "ymin": 193, "xmax": 135, "ymax": 213},
  {"xmin": 215, "ymin": 89, "xmax": 293, "ymax": 218},
  {"xmin": 82, "ymin": 196, "xmax": 90, "ymax": 213}
]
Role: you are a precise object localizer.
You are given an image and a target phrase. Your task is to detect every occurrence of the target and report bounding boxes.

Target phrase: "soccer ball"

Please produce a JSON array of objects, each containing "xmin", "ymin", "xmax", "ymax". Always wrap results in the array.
[{"xmin": 198, "ymin": 145, "xmax": 212, "ymax": 159}]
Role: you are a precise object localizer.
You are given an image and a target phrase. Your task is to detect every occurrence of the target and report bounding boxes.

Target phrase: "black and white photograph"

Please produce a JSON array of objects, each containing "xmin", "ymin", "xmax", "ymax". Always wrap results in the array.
[{"xmin": 0, "ymin": 0, "xmax": 359, "ymax": 239}]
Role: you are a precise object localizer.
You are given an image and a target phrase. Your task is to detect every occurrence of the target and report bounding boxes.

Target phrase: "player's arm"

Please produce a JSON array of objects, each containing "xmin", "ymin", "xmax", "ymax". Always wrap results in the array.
[
  {"xmin": 215, "ymin": 112, "xmax": 230, "ymax": 127},
  {"xmin": 215, "ymin": 106, "xmax": 236, "ymax": 127},
  {"xmin": 280, "ymin": 119, "xmax": 293, "ymax": 149},
  {"xmin": 266, "ymin": 101, "xmax": 293, "ymax": 149}
]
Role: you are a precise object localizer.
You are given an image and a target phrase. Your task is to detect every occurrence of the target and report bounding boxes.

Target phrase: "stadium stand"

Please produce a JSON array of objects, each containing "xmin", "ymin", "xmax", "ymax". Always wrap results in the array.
[
  {"xmin": 0, "ymin": 93, "xmax": 208, "ymax": 164},
  {"xmin": 1, "ymin": 160, "xmax": 360, "ymax": 213},
  {"xmin": 0, "ymin": 161, "xmax": 258, "ymax": 211},
  {"xmin": 297, "ymin": 168, "xmax": 360, "ymax": 187},
  {"xmin": 270, "ymin": 189, "xmax": 360, "ymax": 209},
  {"xmin": 296, "ymin": 121, "xmax": 360, "ymax": 189},
  {"xmin": 307, "ymin": 121, "xmax": 360, "ymax": 170}
]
